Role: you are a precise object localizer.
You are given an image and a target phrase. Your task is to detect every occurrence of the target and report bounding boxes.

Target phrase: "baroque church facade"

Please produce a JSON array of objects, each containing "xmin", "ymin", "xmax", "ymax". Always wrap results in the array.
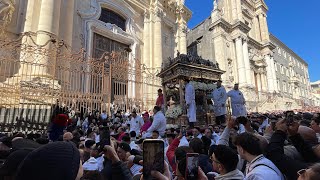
[
  {"xmin": 0, "ymin": 0, "xmax": 191, "ymax": 114},
  {"xmin": 0, "ymin": 0, "xmax": 313, "ymax": 114},
  {"xmin": 187, "ymin": 0, "xmax": 312, "ymax": 112}
]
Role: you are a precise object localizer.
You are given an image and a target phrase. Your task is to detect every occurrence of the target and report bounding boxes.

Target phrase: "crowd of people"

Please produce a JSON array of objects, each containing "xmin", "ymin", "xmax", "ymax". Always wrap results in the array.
[
  {"xmin": 0, "ymin": 105, "xmax": 319, "ymax": 180},
  {"xmin": 0, "ymin": 80, "xmax": 320, "ymax": 180}
]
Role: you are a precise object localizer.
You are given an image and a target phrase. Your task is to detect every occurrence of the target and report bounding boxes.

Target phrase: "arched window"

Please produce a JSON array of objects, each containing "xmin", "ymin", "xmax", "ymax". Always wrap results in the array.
[{"xmin": 99, "ymin": 8, "xmax": 126, "ymax": 31}]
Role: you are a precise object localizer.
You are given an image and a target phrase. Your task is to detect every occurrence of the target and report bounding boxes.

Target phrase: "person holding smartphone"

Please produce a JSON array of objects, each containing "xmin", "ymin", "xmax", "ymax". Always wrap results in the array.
[{"xmin": 210, "ymin": 145, "xmax": 244, "ymax": 180}]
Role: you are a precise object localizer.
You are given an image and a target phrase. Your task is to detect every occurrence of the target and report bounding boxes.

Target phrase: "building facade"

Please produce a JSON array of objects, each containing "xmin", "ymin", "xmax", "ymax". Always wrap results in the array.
[
  {"xmin": 311, "ymin": 81, "xmax": 320, "ymax": 107},
  {"xmin": 187, "ymin": 0, "xmax": 312, "ymax": 112},
  {"xmin": 0, "ymin": 0, "xmax": 191, "ymax": 123}
]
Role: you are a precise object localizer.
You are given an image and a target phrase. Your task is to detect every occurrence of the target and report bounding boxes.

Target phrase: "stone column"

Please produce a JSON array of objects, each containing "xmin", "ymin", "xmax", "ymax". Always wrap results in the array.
[
  {"xmin": 235, "ymin": 36, "xmax": 246, "ymax": 85},
  {"xmin": 270, "ymin": 56, "xmax": 277, "ymax": 92},
  {"xmin": 18, "ymin": 0, "xmax": 35, "ymax": 76},
  {"xmin": 143, "ymin": 13, "xmax": 150, "ymax": 68},
  {"xmin": 262, "ymin": 14, "xmax": 270, "ymax": 41},
  {"xmin": 143, "ymin": 12, "xmax": 151, "ymax": 107},
  {"xmin": 231, "ymin": 0, "xmax": 237, "ymax": 21},
  {"xmin": 265, "ymin": 54, "xmax": 274, "ymax": 92},
  {"xmin": 253, "ymin": 16, "xmax": 261, "ymax": 41},
  {"xmin": 257, "ymin": 73, "xmax": 262, "ymax": 92},
  {"xmin": 59, "ymin": 0, "xmax": 74, "ymax": 91},
  {"xmin": 261, "ymin": 73, "xmax": 267, "ymax": 91},
  {"xmin": 236, "ymin": 0, "xmax": 242, "ymax": 21},
  {"xmin": 242, "ymin": 38, "xmax": 252, "ymax": 86},
  {"xmin": 179, "ymin": 22, "xmax": 187, "ymax": 54},
  {"xmin": 36, "ymin": 0, "xmax": 62, "ymax": 76},
  {"xmin": 153, "ymin": 10, "xmax": 163, "ymax": 71},
  {"xmin": 258, "ymin": 13, "xmax": 266, "ymax": 42},
  {"xmin": 23, "ymin": 0, "xmax": 35, "ymax": 32}
]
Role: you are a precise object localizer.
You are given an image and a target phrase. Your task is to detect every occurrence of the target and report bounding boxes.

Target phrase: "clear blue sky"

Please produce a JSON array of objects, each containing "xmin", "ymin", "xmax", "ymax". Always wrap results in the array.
[{"xmin": 185, "ymin": 0, "xmax": 319, "ymax": 82}]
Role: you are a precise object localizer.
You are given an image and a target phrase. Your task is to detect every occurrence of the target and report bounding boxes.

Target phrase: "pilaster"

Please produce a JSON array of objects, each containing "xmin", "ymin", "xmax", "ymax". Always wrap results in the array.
[
  {"xmin": 242, "ymin": 37, "xmax": 252, "ymax": 86},
  {"xmin": 258, "ymin": 13, "xmax": 267, "ymax": 42},
  {"xmin": 270, "ymin": 55, "xmax": 278, "ymax": 91},
  {"xmin": 253, "ymin": 16, "xmax": 261, "ymax": 41},
  {"xmin": 153, "ymin": 6, "xmax": 163, "ymax": 71},
  {"xmin": 265, "ymin": 54, "xmax": 274, "ymax": 92},
  {"xmin": 235, "ymin": 36, "xmax": 246, "ymax": 85},
  {"xmin": 36, "ymin": 0, "xmax": 62, "ymax": 76},
  {"xmin": 179, "ymin": 21, "xmax": 187, "ymax": 54}
]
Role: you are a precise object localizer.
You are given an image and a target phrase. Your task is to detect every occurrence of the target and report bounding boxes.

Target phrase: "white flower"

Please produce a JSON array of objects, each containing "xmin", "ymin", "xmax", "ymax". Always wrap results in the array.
[{"xmin": 165, "ymin": 105, "xmax": 183, "ymax": 119}]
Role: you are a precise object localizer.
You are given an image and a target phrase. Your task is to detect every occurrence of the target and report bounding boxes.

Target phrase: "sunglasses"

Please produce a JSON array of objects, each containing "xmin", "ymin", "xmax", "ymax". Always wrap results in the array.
[{"xmin": 297, "ymin": 169, "xmax": 306, "ymax": 176}]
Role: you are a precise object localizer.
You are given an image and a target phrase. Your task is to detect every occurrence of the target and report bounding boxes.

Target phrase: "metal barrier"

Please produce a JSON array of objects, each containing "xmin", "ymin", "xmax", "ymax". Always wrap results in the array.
[{"xmin": 0, "ymin": 31, "xmax": 161, "ymax": 131}]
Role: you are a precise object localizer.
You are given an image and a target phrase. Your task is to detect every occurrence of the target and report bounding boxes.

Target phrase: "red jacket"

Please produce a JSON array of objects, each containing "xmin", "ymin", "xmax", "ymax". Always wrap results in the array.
[
  {"xmin": 156, "ymin": 94, "xmax": 164, "ymax": 107},
  {"xmin": 166, "ymin": 138, "xmax": 180, "ymax": 173},
  {"xmin": 52, "ymin": 114, "xmax": 69, "ymax": 127}
]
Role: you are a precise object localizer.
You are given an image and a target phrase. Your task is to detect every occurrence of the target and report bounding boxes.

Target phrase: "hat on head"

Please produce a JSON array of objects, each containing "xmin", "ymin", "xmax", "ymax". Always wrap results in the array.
[
  {"xmin": 0, "ymin": 149, "xmax": 34, "ymax": 177},
  {"xmin": 135, "ymin": 139, "xmax": 144, "ymax": 145},
  {"xmin": 122, "ymin": 135, "xmax": 130, "ymax": 142},
  {"xmin": 15, "ymin": 141, "xmax": 80, "ymax": 180},
  {"xmin": 217, "ymin": 80, "xmax": 222, "ymax": 82},
  {"xmin": 85, "ymin": 140, "xmax": 96, "ymax": 149},
  {"xmin": 119, "ymin": 142, "xmax": 131, "ymax": 152},
  {"xmin": 234, "ymin": 83, "xmax": 239, "ymax": 85}
]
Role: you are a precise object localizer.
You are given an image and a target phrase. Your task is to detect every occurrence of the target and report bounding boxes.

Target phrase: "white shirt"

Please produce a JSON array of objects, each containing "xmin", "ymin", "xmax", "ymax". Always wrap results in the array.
[
  {"xmin": 211, "ymin": 86, "xmax": 227, "ymax": 116},
  {"xmin": 129, "ymin": 115, "xmax": 144, "ymax": 134},
  {"xmin": 146, "ymin": 111, "xmax": 167, "ymax": 136},
  {"xmin": 185, "ymin": 83, "xmax": 195, "ymax": 105},
  {"xmin": 245, "ymin": 155, "xmax": 284, "ymax": 180},
  {"xmin": 83, "ymin": 157, "xmax": 99, "ymax": 171},
  {"xmin": 95, "ymin": 134, "xmax": 100, "ymax": 143},
  {"xmin": 258, "ymin": 119, "xmax": 269, "ymax": 133},
  {"xmin": 227, "ymin": 89, "xmax": 245, "ymax": 104},
  {"xmin": 130, "ymin": 141, "xmax": 141, "ymax": 151}
]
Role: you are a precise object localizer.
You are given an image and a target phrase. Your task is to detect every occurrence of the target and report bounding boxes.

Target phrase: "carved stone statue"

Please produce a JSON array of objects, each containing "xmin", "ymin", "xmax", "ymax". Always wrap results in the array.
[
  {"xmin": 176, "ymin": 50, "xmax": 180, "ymax": 57},
  {"xmin": 0, "ymin": 0, "xmax": 14, "ymax": 22}
]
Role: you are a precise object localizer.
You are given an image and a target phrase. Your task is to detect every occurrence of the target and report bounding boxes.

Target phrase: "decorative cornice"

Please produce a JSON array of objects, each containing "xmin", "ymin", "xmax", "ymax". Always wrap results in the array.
[
  {"xmin": 231, "ymin": 21, "xmax": 251, "ymax": 34},
  {"xmin": 209, "ymin": 18, "xmax": 232, "ymax": 33},
  {"xmin": 77, "ymin": 0, "xmax": 138, "ymax": 20}
]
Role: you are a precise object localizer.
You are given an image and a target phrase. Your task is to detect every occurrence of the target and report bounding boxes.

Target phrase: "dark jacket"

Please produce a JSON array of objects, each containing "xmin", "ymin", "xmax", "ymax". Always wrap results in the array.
[
  {"xmin": 199, "ymin": 154, "xmax": 213, "ymax": 175},
  {"xmin": 265, "ymin": 130, "xmax": 309, "ymax": 180},
  {"xmin": 289, "ymin": 133, "xmax": 319, "ymax": 163},
  {"xmin": 111, "ymin": 161, "xmax": 133, "ymax": 180}
]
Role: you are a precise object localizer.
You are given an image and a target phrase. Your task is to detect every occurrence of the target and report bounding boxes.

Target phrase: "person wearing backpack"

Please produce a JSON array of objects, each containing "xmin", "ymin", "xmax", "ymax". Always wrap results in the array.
[{"xmin": 234, "ymin": 132, "xmax": 284, "ymax": 180}]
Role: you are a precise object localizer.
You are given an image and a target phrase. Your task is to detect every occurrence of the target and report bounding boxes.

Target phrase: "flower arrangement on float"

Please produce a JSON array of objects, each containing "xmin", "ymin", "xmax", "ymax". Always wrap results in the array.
[
  {"xmin": 189, "ymin": 81, "xmax": 217, "ymax": 91},
  {"xmin": 165, "ymin": 105, "xmax": 183, "ymax": 119}
]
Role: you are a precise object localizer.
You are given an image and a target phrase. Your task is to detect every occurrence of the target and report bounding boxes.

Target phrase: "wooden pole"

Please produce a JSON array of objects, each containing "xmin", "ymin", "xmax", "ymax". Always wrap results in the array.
[
  {"xmin": 179, "ymin": 79, "xmax": 185, "ymax": 125},
  {"xmin": 162, "ymin": 83, "xmax": 167, "ymax": 112}
]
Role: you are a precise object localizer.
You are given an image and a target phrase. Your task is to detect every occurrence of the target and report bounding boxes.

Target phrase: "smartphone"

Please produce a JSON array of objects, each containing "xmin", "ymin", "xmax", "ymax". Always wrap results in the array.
[
  {"xmin": 285, "ymin": 111, "xmax": 295, "ymax": 125},
  {"xmin": 182, "ymin": 127, "xmax": 187, "ymax": 136},
  {"xmin": 185, "ymin": 153, "xmax": 199, "ymax": 180},
  {"xmin": 270, "ymin": 120, "xmax": 277, "ymax": 131},
  {"xmin": 99, "ymin": 127, "xmax": 110, "ymax": 152},
  {"xmin": 143, "ymin": 139, "xmax": 164, "ymax": 180}
]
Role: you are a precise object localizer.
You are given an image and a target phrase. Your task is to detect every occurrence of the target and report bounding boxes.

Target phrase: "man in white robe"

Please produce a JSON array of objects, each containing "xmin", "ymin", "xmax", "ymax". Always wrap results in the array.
[
  {"xmin": 129, "ymin": 111, "xmax": 144, "ymax": 135},
  {"xmin": 142, "ymin": 106, "xmax": 167, "ymax": 138},
  {"xmin": 211, "ymin": 80, "xmax": 227, "ymax": 125},
  {"xmin": 185, "ymin": 79, "xmax": 196, "ymax": 128},
  {"xmin": 227, "ymin": 83, "xmax": 247, "ymax": 117}
]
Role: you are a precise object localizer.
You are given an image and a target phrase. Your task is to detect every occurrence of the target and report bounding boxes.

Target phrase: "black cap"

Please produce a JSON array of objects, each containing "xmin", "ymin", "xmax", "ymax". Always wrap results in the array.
[
  {"xmin": 135, "ymin": 139, "xmax": 144, "ymax": 144},
  {"xmin": 119, "ymin": 142, "xmax": 131, "ymax": 152}
]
